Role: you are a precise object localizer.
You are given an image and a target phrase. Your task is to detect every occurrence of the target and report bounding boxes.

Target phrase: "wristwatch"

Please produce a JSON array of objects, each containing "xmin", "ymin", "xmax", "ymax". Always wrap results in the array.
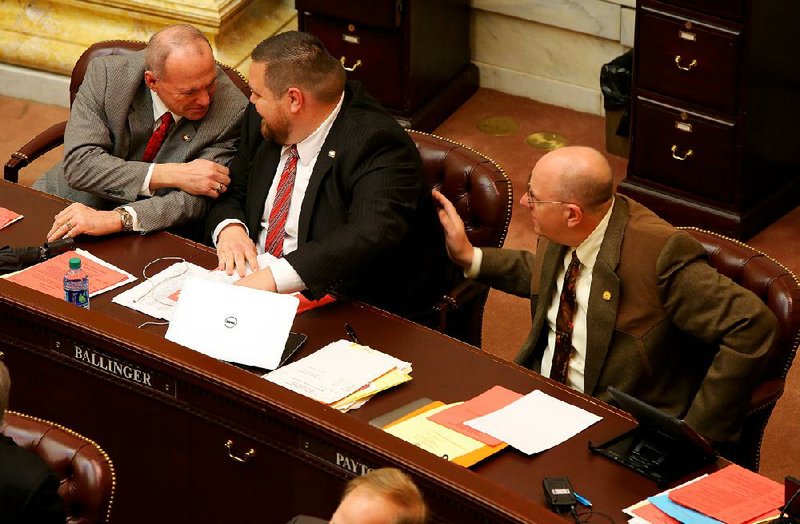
[{"xmin": 115, "ymin": 208, "xmax": 134, "ymax": 232}]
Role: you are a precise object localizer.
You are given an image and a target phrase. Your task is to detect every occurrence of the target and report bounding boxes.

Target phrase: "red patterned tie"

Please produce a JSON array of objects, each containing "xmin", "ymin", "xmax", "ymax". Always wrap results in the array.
[
  {"xmin": 142, "ymin": 112, "xmax": 174, "ymax": 163},
  {"xmin": 264, "ymin": 145, "xmax": 299, "ymax": 257},
  {"xmin": 550, "ymin": 250, "xmax": 582, "ymax": 384}
]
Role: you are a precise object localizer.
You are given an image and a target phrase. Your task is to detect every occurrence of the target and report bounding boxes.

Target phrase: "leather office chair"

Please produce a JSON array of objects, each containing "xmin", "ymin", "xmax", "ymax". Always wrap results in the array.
[
  {"xmin": 682, "ymin": 227, "xmax": 800, "ymax": 471},
  {"xmin": 4, "ymin": 39, "xmax": 251, "ymax": 184},
  {"xmin": 1, "ymin": 410, "xmax": 116, "ymax": 523},
  {"xmin": 409, "ymin": 130, "xmax": 513, "ymax": 347}
]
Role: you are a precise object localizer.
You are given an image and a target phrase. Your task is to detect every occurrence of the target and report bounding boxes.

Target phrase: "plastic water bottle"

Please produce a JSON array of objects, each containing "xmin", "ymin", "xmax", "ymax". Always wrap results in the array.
[{"xmin": 64, "ymin": 257, "xmax": 90, "ymax": 309}]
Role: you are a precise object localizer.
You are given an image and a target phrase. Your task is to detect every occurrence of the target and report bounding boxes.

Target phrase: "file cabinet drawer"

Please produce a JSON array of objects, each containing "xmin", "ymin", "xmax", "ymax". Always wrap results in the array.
[
  {"xmin": 658, "ymin": 0, "xmax": 744, "ymax": 22},
  {"xmin": 302, "ymin": 14, "xmax": 404, "ymax": 110},
  {"xmin": 631, "ymin": 98, "xmax": 737, "ymax": 205},
  {"xmin": 637, "ymin": 8, "xmax": 741, "ymax": 115}
]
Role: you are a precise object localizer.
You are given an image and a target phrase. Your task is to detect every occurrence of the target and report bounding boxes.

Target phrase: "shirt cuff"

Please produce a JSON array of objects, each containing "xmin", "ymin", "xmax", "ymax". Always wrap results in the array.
[
  {"xmin": 269, "ymin": 258, "xmax": 306, "ymax": 294},
  {"xmin": 464, "ymin": 247, "xmax": 483, "ymax": 279},
  {"xmin": 212, "ymin": 219, "xmax": 249, "ymax": 247},
  {"xmin": 140, "ymin": 164, "xmax": 155, "ymax": 197},
  {"xmin": 122, "ymin": 205, "xmax": 142, "ymax": 232}
]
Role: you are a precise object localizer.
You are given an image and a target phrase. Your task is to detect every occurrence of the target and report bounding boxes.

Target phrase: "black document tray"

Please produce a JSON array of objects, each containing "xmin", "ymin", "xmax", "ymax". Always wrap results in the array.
[{"xmin": 589, "ymin": 387, "xmax": 718, "ymax": 486}]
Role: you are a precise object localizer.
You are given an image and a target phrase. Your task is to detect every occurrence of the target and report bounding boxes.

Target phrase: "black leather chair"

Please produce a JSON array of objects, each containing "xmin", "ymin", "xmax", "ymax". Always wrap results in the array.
[
  {"xmin": 1, "ymin": 410, "xmax": 116, "ymax": 523},
  {"xmin": 409, "ymin": 130, "xmax": 513, "ymax": 347},
  {"xmin": 4, "ymin": 39, "xmax": 251, "ymax": 184},
  {"xmin": 682, "ymin": 227, "xmax": 800, "ymax": 471}
]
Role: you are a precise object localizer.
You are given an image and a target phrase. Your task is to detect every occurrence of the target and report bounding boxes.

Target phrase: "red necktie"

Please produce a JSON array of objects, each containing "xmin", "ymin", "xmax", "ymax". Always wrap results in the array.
[
  {"xmin": 550, "ymin": 250, "xmax": 582, "ymax": 384},
  {"xmin": 264, "ymin": 145, "xmax": 299, "ymax": 257},
  {"xmin": 142, "ymin": 112, "xmax": 174, "ymax": 163}
]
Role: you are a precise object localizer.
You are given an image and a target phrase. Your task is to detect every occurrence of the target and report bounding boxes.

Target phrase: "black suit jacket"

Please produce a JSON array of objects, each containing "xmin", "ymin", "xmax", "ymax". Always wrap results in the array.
[
  {"xmin": 0, "ymin": 435, "xmax": 66, "ymax": 524},
  {"xmin": 207, "ymin": 81, "xmax": 451, "ymax": 317}
]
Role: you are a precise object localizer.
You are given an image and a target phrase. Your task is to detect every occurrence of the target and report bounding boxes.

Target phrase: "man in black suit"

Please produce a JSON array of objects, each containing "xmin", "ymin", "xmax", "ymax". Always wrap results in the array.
[
  {"xmin": 0, "ymin": 361, "xmax": 66, "ymax": 523},
  {"xmin": 206, "ymin": 31, "xmax": 450, "ymax": 318}
]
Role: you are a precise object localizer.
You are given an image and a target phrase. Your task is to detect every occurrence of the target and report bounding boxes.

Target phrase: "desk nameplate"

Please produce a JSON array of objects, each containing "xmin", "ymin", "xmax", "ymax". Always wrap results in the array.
[
  {"xmin": 50, "ymin": 335, "xmax": 176, "ymax": 398},
  {"xmin": 299, "ymin": 433, "xmax": 376, "ymax": 476}
]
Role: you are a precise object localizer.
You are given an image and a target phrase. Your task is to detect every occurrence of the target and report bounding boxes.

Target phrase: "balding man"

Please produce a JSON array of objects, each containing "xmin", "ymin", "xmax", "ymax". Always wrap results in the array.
[
  {"xmin": 434, "ymin": 146, "xmax": 777, "ymax": 443},
  {"xmin": 37, "ymin": 24, "xmax": 248, "ymax": 241},
  {"xmin": 288, "ymin": 468, "xmax": 426, "ymax": 524}
]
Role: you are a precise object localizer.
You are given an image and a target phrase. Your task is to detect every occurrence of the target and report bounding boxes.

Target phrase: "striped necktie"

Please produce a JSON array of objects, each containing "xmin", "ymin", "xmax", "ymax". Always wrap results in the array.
[{"xmin": 263, "ymin": 145, "xmax": 299, "ymax": 257}]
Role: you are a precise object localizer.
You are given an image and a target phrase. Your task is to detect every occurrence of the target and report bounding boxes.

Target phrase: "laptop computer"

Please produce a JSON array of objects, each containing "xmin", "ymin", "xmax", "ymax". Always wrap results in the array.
[{"xmin": 165, "ymin": 277, "xmax": 300, "ymax": 370}]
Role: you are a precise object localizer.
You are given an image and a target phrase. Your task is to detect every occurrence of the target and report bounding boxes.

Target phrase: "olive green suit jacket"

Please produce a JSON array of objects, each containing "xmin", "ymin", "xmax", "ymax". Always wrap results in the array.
[{"xmin": 478, "ymin": 195, "xmax": 776, "ymax": 442}]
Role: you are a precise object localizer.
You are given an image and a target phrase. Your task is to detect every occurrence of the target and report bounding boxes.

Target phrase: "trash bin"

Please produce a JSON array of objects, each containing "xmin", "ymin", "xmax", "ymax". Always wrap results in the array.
[{"xmin": 600, "ymin": 50, "xmax": 633, "ymax": 158}]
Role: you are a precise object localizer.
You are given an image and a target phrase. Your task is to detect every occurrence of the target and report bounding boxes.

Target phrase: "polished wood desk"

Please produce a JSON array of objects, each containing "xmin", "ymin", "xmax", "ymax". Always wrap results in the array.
[{"xmin": 0, "ymin": 181, "xmax": 689, "ymax": 523}]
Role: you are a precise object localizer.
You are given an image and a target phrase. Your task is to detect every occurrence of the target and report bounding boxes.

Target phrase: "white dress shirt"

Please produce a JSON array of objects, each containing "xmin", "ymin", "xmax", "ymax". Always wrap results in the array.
[{"xmin": 213, "ymin": 93, "xmax": 344, "ymax": 292}]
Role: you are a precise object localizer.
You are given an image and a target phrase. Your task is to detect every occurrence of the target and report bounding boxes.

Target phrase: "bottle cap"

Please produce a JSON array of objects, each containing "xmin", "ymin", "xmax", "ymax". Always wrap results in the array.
[{"xmin": 69, "ymin": 257, "xmax": 81, "ymax": 270}]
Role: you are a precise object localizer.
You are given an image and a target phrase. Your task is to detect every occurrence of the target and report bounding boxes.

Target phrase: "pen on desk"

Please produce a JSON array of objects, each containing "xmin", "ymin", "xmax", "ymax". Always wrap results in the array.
[
  {"xmin": 574, "ymin": 493, "xmax": 592, "ymax": 508},
  {"xmin": 345, "ymin": 323, "xmax": 360, "ymax": 344}
]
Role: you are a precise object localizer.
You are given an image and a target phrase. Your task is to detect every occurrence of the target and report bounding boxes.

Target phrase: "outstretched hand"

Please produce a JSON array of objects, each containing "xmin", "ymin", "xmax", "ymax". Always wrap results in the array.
[{"xmin": 432, "ymin": 189, "xmax": 475, "ymax": 269}]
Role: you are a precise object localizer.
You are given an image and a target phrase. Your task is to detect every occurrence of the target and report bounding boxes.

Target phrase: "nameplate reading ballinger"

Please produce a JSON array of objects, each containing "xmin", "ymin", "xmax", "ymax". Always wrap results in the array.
[
  {"xmin": 51, "ymin": 335, "xmax": 176, "ymax": 397},
  {"xmin": 299, "ymin": 434, "xmax": 376, "ymax": 476}
]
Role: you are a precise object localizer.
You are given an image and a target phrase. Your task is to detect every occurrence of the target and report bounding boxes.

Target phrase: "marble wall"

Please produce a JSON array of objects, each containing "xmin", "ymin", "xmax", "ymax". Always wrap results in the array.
[
  {"xmin": 472, "ymin": 0, "xmax": 635, "ymax": 115},
  {"xmin": 0, "ymin": 0, "xmax": 633, "ymax": 115}
]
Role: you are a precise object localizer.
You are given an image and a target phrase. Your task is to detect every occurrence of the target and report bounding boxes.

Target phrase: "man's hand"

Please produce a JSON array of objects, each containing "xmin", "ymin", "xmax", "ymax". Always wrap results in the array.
[
  {"xmin": 151, "ymin": 159, "xmax": 231, "ymax": 198},
  {"xmin": 432, "ymin": 189, "xmax": 475, "ymax": 269},
  {"xmin": 234, "ymin": 268, "xmax": 277, "ymax": 292},
  {"xmin": 46, "ymin": 203, "xmax": 123, "ymax": 242},
  {"xmin": 216, "ymin": 224, "xmax": 259, "ymax": 277}
]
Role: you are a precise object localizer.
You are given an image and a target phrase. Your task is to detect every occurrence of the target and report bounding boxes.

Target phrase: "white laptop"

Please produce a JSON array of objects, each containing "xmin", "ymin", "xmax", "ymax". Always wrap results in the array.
[{"xmin": 165, "ymin": 277, "xmax": 299, "ymax": 370}]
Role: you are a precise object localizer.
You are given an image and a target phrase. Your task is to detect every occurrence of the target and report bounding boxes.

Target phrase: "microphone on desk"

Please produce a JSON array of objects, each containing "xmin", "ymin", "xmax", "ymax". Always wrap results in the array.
[{"xmin": 0, "ymin": 238, "xmax": 75, "ymax": 275}]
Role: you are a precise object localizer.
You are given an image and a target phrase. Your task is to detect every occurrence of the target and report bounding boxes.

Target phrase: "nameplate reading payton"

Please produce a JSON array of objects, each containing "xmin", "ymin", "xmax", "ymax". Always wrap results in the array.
[{"xmin": 336, "ymin": 452, "xmax": 374, "ymax": 476}]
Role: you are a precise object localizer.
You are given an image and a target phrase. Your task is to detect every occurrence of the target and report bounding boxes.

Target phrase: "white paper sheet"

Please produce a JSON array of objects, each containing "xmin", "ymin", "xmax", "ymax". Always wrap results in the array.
[
  {"xmin": 464, "ymin": 390, "xmax": 602, "ymax": 455},
  {"xmin": 264, "ymin": 340, "xmax": 409, "ymax": 405},
  {"xmin": 112, "ymin": 253, "xmax": 276, "ymax": 320}
]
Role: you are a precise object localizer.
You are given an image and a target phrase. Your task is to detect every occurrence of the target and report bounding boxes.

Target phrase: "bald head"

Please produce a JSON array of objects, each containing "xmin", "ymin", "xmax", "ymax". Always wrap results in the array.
[
  {"xmin": 536, "ymin": 146, "xmax": 613, "ymax": 215},
  {"xmin": 146, "ymin": 24, "xmax": 213, "ymax": 79}
]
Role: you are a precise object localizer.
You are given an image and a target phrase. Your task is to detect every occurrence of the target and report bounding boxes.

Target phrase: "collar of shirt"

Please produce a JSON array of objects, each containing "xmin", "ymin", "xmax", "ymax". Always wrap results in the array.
[
  {"xmin": 150, "ymin": 91, "xmax": 182, "ymax": 127},
  {"xmin": 282, "ymin": 91, "xmax": 344, "ymax": 166},
  {"xmin": 573, "ymin": 196, "xmax": 615, "ymax": 273}
]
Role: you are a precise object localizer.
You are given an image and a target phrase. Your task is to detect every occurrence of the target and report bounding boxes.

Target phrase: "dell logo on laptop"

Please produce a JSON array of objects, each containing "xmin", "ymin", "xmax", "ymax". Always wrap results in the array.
[{"xmin": 224, "ymin": 316, "xmax": 238, "ymax": 329}]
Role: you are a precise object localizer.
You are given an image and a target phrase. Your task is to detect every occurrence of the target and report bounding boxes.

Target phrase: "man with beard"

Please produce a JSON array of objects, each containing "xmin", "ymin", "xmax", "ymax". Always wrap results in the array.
[
  {"xmin": 39, "ymin": 24, "xmax": 247, "ymax": 241},
  {"xmin": 206, "ymin": 31, "xmax": 451, "ymax": 319}
]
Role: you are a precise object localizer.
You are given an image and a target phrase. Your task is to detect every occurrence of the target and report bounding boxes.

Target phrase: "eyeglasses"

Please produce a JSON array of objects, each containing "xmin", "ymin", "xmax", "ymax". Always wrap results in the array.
[{"xmin": 525, "ymin": 188, "xmax": 568, "ymax": 207}]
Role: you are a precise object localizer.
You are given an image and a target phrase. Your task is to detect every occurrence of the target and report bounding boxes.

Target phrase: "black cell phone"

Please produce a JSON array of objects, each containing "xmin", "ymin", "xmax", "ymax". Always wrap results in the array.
[{"xmin": 543, "ymin": 476, "xmax": 576, "ymax": 512}]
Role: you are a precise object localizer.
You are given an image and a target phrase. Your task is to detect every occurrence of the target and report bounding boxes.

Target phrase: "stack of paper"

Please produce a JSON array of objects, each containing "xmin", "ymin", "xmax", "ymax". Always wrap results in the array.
[
  {"xmin": 264, "ymin": 340, "xmax": 412, "ymax": 412},
  {"xmin": 624, "ymin": 464, "xmax": 784, "ymax": 524},
  {"xmin": 379, "ymin": 386, "xmax": 602, "ymax": 468}
]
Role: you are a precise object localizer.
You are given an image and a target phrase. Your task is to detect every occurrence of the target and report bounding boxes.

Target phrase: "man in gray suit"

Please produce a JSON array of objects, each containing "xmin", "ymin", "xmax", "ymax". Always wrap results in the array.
[
  {"xmin": 40, "ymin": 24, "xmax": 247, "ymax": 241},
  {"xmin": 434, "ymin": 146, "xmax": 776, "ymax": 443}
]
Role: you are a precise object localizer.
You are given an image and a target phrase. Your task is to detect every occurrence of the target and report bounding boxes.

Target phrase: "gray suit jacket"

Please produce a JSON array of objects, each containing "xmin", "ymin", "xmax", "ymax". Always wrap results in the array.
[
  {"xmin": 40, "ymin": 50, "xmax": 247, "ymax": 232},
  {"xmin": 478, "ymin": 195, "xmax": 777, "ymax": 442}
]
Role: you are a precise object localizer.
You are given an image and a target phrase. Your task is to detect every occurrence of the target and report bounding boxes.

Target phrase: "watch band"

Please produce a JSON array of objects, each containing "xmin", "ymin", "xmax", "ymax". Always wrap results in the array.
[{"xmin": 115, "ymin": 208, "xmax": 134, "ymax": 232}]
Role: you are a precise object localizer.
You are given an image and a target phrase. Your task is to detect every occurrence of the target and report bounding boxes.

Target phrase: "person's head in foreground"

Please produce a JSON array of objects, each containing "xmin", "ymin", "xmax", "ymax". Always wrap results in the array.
[{"xmin": 330, "ymin": 468, "xmax": 427, "ymax": 524}]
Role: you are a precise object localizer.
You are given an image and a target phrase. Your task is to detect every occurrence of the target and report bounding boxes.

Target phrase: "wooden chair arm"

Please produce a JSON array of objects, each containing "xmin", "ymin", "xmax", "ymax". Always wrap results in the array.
[{"xmin": 4, "ymin": 121, "xmax": 67, "ymax": 183}]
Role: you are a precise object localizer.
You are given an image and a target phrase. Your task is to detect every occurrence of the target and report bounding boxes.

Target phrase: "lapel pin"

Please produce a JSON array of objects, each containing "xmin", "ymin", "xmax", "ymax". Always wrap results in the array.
[
  {"xmin": 602, "ymin": 291, "xmax": 612, "ymax": 301},
  {"xmin": 182, "ymin": 134, "xmax": 191, "ymax": 142},
  {"xmin": 328, "ymin": 150, "xmax": 336, "ymax": 158}
]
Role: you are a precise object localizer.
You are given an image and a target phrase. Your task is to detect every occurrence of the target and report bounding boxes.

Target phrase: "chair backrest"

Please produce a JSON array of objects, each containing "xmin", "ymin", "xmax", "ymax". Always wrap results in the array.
[
  {"xmin": 682, "ymin": 227, "xmax": 800, "ymax": 469},
  {"xmin": 1, "ymin": 411, "xmax": 116, "ymax": 524},
  {"xmin": 409, "ymin": 130, "xmax": 512, "ymax": 249},
  {"xmin": 69, "ymin": 39, "xmax": 251, "ymax": 107}
]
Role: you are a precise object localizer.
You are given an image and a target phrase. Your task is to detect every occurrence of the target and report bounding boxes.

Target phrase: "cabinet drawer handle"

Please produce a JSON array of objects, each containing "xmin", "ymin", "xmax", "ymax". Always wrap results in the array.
[
  {"xmin": 674, "ymin": 55, "xmax": 698, "ymax": 71},
  {"xmin": 340, "ymin": 57, "xmax": 363, "ymax": 72},
  {"xmin": 225, "ymin": 439, "xmax": 255, "ymax": 463},
  {"xmin": 671, "ymin": 145, "xmax": 694, "ymax": 161}
]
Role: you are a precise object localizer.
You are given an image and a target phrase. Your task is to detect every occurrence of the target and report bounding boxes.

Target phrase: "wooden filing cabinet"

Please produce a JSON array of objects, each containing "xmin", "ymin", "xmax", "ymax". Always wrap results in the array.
[
  {"xmin": 296, "ymin": 0, "xmax": 479, "ymax": 131},
  {"xmin": 622, "ymin": 0, "xmax": 800, "ymax": 239}
]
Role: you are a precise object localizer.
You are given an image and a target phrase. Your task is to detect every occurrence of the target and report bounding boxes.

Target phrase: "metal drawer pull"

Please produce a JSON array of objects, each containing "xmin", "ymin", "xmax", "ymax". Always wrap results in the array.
[
  {"xmin": 225, "ymin": 439, "xmax": 255, "ymax": 463},
  {"xmin": 671, "ymin": 145, "xmax": 694, "ymax": 160},
  {"xmin": 674, "ymin": 55, "xmax": 698, "ymax": 71},
  {"xmin": 340, "ymin": 57, "xmax": 363, "ymax": 72}
]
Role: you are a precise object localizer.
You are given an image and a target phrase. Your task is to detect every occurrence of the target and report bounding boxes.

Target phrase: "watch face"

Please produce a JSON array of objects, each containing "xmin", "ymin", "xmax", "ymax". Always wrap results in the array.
[{"xmin": 117, "ymin": 209, "xmax": 133, "ymax": 231}]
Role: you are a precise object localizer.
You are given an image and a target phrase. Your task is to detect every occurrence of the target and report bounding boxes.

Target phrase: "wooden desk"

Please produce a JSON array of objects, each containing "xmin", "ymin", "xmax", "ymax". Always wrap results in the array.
[{"xmin": 0, "ymin": 181, "xmax": 686, "ymax": 523}]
